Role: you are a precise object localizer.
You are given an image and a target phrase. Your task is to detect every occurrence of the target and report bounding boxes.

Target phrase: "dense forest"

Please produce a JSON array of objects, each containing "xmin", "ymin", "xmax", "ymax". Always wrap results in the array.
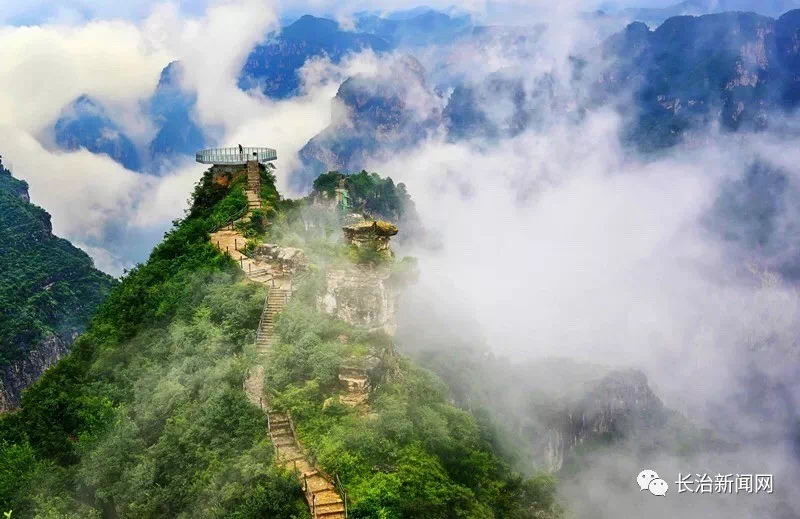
[
  {"xmin": 0, "ymin": 166, "xmax": 561, "ymax": 518},
  {"xmin": 311, "ymin": 171, "xmax": 417, "ymax": 225},
  {"xmin": 0, "ymin": 162, "xmax": 114, "ymax": 369}
]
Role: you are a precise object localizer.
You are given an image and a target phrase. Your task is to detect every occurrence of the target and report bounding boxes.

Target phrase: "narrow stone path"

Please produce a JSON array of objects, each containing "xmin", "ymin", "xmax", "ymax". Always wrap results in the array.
[
  {"xmin": 255, "ymin": 288, "xmax": 289, "ymax": 354},
  {"xmin": 269, "ymin": 412, "xmax": 347, "ymax": 518},
  {"xmin": 339, "ymin": 367, "xmax": 370, "ymax": 408},
  {"xmin": 216, "ymin": 160, "xmax": 348, "ymax": 517}
]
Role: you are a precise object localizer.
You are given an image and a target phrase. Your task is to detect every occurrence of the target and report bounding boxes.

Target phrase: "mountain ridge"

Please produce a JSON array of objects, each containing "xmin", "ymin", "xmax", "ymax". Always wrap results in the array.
[{"xmin": 0, "ymin": 159, "xmax": 115, "ymax": 412}]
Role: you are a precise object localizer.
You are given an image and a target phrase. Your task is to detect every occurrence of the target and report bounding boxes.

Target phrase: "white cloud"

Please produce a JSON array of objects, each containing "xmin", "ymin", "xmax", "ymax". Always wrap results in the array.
[{"xmin": 0, "ymin": 0, "xmax": 340, "ymax": 272}]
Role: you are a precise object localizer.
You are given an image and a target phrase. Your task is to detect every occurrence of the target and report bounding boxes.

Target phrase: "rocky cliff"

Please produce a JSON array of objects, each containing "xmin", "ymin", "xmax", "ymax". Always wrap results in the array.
[
  {"xmin": 536, "ymin": 369, "xmax": 666, "ymax": 471},
  {"xmin": 0, "ymin": 160, "xmax": 114, "ymax": 412},
  {"xmin": 319, "ymin": 266, "xmax": 400, "ymax": 335},
  {"xmin": 0, "ymin": 334, "xmax": 71, "ymax": 412},
  {"xmin": 317, "ymin": 220, "xmax": 406, "ymax": 335}
]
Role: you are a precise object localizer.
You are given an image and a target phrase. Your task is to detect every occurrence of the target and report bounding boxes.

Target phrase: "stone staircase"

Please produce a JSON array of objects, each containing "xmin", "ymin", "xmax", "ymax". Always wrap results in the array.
[
  {"xmin": 269, "ymin": 411, "xmax": 347, "ymax": 518},
  {"xmin": 244, "ymin": 159, "xmax": 262, "ymax": 213},
  {"xmin": 255, "ymin": 287, "xmax": 290, "ymax": 354},
  {"xmin": 215, "ymin": 162, "xmax": 347, "ymax": 517},
  {"xmin": 339, "ymin": 366, "xmax": 370, "ymax": 408}
]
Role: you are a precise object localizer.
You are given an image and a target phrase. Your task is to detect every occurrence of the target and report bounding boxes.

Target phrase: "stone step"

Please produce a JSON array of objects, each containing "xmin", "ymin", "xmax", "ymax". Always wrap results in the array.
[
  {"xmin": 314, "ymin": 497, "xmax": 344, "ymax": 508},
  {"xmin": 340, "ymin": 366, "xmax": 368, "ymax": 377},
  {"xmin": 315, "ymin": 505, "xmax": 346, "ymax": 517}
]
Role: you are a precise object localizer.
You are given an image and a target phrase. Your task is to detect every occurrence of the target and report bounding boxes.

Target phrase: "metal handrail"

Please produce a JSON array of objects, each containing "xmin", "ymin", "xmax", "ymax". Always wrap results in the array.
[
  {"xmin": 210, "ymin": 206, "xmax": 248, "ymax": 233},
  {"xmin": 335, "ymin": 473, "xmax": 349, "ymax": 518},
  {"xmin": 254, "ymin": 290, "xmax": 270, "ymax": 346},
  {"xmin": 196, "ymin": 146, "xmax": 277, "ymax": 165},
  {"xmin": 287, "ymin": 408, "xmax": 349, "ymax": 518}
]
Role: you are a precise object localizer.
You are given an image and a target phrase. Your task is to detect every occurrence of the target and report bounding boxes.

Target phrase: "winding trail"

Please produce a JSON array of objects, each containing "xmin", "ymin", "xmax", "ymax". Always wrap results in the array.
[{"xmin": 212, "ymin": 161, "xmax": 347, "ymax": 518}]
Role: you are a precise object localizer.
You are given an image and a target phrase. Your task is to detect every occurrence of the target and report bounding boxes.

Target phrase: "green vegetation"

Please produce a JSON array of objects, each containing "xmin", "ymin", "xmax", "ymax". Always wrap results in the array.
[
  {"xmin": 264, "ymin": 280, "xmax": 562, "ymax": 518},
  {"xmin": 204, "ymin": 179, "xmax": 248, "ymax": 231},
  {"xmin": 0, "ymin": 167, "xmax": 306, "ymax": 518},
  {"xmin": 1, "ymin": 164, "xmax": 562, "ymax": 518},
  {"xmin": 0, "ymin": 163, "xmax": 115, "ymax": 369},
  {"xmin": 312, "ymin": 171, "xmax": 417, "ymax": 224}
]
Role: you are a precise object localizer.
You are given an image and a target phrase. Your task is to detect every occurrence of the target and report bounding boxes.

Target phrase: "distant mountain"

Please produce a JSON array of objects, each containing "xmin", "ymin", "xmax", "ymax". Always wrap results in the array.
[
  {"xmin": 354, "ymin": 8, "xmax": 473, "ymax": 47},
  {"xmin": 596, "ymin": 10, "xmax": 800, "ymax": 150},
  {"xmin": 238, "ymin": 15, "xmax": 392, "ymax": 99},
  {"xmin": 622, "ymin": 0, "xmax": 800, "ymax": 25},
  {"xmin": 444, "ymin": 67, "xmax": 572, "ymax": 140},
  {"xmin": 0, "ymin": 159, "xmax": 114, "ymax": 412},
  {"xmin": 148, "ymin": 61, "xmax": 207, "ymax": 162},
  {"xmin": 444, "ymin": 10, "xmax": 800, "ymax": 150},
  {"xmin": 52, "ymin": 61, "xmax": 207, "ymax": 171},
  {"xmin": 54, "ymin": 95, "xmax": 141, "ymax": 171},
  {"xmin": 296, "ymin": 55, "xmax": 440, "ymax": 189}
]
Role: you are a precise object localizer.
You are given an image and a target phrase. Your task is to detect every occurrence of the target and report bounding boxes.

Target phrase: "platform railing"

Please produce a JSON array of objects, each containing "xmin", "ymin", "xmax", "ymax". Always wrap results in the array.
[{"xmin": 196, "ymin": 146, "xmax": 277, "ymax": 165}]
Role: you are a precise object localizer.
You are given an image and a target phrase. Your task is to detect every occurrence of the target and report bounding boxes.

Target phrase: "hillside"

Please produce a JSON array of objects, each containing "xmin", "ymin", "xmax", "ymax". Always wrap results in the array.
[
  {"xmin": 0, "ymin": 160, "xmax": 115, "ymax": 412},
  {"xmin": 0, "ymin": 164, "xmax": 561, "ymax": 518}
]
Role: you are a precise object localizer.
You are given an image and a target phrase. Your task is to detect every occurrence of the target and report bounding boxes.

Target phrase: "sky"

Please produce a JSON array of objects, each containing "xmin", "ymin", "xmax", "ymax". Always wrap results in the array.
[{"xmin": 0, "ymin": 0, "xmax": 695, "ymax": 26}]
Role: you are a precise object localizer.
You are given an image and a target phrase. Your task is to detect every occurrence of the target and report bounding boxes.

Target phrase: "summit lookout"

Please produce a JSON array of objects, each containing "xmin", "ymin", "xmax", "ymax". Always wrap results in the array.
[{"xmin": 196, "ymin": 146, "xmax": 277, "ymax": 165}]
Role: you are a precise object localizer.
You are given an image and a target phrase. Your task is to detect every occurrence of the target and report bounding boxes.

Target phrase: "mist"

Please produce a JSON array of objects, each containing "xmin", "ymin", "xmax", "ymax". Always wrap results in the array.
[{"xmin": 287, "ymin": 6, "xmax": 800, "ymax": 516}]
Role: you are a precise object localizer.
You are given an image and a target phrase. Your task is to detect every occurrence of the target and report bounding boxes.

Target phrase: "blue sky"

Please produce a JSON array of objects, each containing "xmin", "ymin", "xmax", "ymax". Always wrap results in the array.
[{"xmin": 0, "ymin": 0, "xmax": 684, "ymax": 27}]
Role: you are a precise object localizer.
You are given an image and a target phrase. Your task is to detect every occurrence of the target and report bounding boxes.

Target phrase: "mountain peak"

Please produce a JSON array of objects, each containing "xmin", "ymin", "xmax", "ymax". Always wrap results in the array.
[
  {"xmin": 283, "ymin": 14, "xmax": 341, "ymax": 40},
  {"xmin": 53, "ymin": 95, "xmax": 141, "ymax": 171}
]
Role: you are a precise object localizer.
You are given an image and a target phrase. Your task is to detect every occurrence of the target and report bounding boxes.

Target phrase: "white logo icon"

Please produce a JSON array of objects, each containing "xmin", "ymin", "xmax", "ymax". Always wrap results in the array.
[
  {"xmin": 637, "ymin": 469, "xmax": 669, "ymax": 496},
  {"xmin": 649, "ymin": 478, "xmax": 669, "ymax": 496}
]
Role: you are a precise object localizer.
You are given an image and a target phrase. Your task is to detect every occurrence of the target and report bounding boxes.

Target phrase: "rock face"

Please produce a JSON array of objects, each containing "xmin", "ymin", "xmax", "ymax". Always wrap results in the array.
[
  {"xmin": 320, "ymin": 267, "xmax": 400, "ymax": 335},
  {"xmin": 537, "ymin": 369, "xmax": 665, "ymax": 471},
  {"xmin": 0, "ymin": 335, "xmax": 71, "ymax": 412},
  {"xmin": 343, "ymin": 220, "xmax": 399, "ymax": 258},
  {"xmin": 251, "ymin": 244, "xmax": 308, "ymax": 274}
]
